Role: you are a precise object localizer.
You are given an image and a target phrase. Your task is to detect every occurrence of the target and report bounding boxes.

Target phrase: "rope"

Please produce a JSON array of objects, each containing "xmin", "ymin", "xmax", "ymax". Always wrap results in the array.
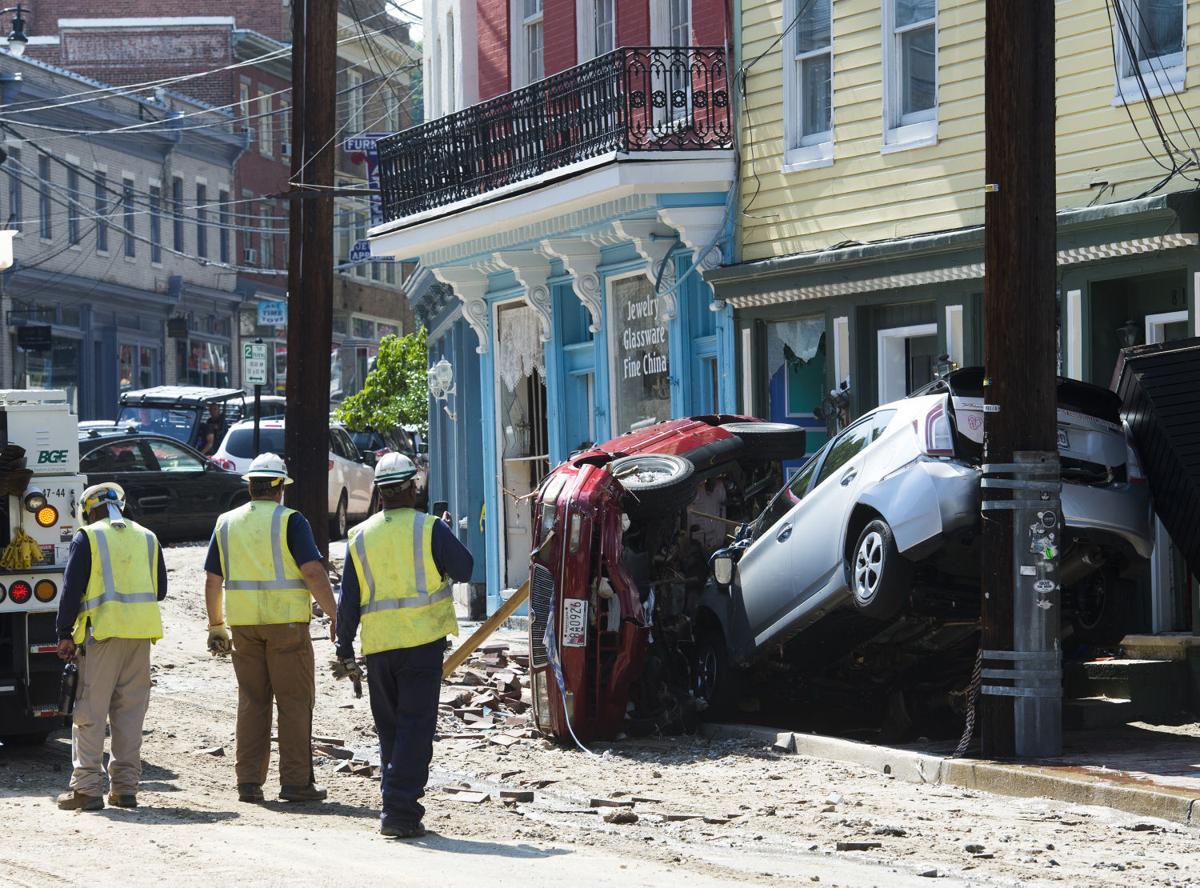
[{"xmin": 951, "ymin": 648, "xmax": 983, "ymax": 759}]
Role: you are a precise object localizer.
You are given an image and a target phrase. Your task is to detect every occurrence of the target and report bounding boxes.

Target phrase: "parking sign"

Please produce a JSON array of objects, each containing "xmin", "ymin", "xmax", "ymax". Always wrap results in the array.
[{"xmin": 243, "ymin": 341, "xmax": 268, "ymax": 387}]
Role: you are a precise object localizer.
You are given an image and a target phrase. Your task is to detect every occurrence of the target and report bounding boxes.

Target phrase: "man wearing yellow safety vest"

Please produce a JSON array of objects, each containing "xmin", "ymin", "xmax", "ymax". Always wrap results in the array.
[
  {"xmin": 333, "ymin": 452, "xmax": 473, "ymax": 838},
  {"xmin": 55, "ymin": 482, "xmax": 167, "ymax": 811},
  {"xmin": 204, "ymin": 452, "xmax": 338, "ymax": 804}
]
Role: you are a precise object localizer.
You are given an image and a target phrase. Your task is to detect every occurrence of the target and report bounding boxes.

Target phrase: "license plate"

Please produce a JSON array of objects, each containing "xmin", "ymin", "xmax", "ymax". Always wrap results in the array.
[
  {"xmin": 562, "ymin": 599, "xmax": 588, "ymax": 648},
  {"xmin": 1056, "ymin": 428, "xmax": 1070, "ymax": 449}
]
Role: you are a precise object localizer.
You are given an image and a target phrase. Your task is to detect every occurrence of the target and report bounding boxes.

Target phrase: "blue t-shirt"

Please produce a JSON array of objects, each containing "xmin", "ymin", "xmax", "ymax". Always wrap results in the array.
[{"xmin": 204, "ymin": 510, "xmax": 323, "ymax": 576}]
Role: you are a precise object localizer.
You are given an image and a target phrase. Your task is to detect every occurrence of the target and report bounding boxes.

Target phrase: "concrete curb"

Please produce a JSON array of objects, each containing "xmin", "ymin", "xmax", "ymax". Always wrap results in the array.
[{"xmin": 702, "ymin": 723, "xmax": 1200, "ymax": 828}]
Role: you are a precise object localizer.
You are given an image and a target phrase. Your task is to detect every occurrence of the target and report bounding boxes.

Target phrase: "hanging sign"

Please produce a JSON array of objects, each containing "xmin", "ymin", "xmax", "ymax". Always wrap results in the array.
[{"xmin": 257, "ymin": 299, "xmax": 287, "ymax": 327}]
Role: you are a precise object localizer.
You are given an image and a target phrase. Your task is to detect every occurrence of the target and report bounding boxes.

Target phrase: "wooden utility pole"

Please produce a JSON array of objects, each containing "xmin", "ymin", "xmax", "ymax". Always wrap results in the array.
[
  {"xmin": 286, "ymin": 0, "xmax": 337, "ymax": 555},
  {"xmin": 980, "ymin": 1, "xmax": 1058, "ymax": 757}
]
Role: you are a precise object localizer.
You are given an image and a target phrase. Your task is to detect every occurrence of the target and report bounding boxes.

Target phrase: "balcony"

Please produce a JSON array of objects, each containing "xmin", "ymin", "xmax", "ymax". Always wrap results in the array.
[{"xmin": 377, "ymin": 46, "xmax": 732, "ymax": 226}]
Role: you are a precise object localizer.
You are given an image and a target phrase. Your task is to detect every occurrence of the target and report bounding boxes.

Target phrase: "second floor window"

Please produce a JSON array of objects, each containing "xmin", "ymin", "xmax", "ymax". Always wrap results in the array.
[
  {"xmin": 218, "ymin": 189, "xmax": 230, "ymax": 263},
  {"xmin": 7, "ymin": 147, "xmax": 20, "ymax": 232},
  {"xmin": 196, "ymin": 183, "xmax": 208, "ymax": 258},
  {"xmin": 1114, "ymin": 0, "xmax": 1185, "ymax": 95},
  {"xmin": 67, "ymin": 166, "xmax": 80, "ymax": 245},
  {"xmin": 790, "ymin": 0, "xmax": 832, "ymax": 151},
  {"xmin": 95, "ymin": 172, "xmax": 108, "ymax": 252},
  {"xmin": 885, "ymin": 0, "xmax": 937, "ymax": 145},
  {"xmin": 524, "ymin": 0, "xmax": 544, "ymax": 83},
  {"xmin": 593, "ymin": 0, "xmax": 614, "ymax": 55},
  {"xmin": 668, "ymin": 0, "xmax": 689, "ymax": 46},
  {"xmin": 123, "ymin": 177, "xmax": 135, "ymax": 258},
  {"xmin": 258, "ymin": 91, "xmax": 273, "ymax": 156},
  {"xmin": 37, "ymin": 155, "xmax": 51, "ymax": 240},
  {"xmin": 150, "ymin": 184, "xmax": 162, "ymax": 264},
  {"xmin": 347, "ymin": 69, "xmax": 364, "ymax": 134},
  {"xmin": 172, "ymin": 176, "xmax": 184, "ymax": 251}
]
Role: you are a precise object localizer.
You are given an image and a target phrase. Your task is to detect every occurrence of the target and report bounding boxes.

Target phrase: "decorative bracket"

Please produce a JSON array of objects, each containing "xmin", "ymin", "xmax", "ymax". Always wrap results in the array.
[
  {"xmin": 431, "ymin": 265, "xmax": 491, "ymax": 354},
  {"xmin": 614, "ymin": 219, "xmax": 679, "ymax": 321},
  {"xmin": 493, "ymin": 250, "xmax": 554, "ymax": 341},
  {"xmin": 657, "ymin": 206, "xmax": 727, "ymax": 272},
  {"xmin": 540, "ymin": 238, "xmax": 603, "ymax": 333}
]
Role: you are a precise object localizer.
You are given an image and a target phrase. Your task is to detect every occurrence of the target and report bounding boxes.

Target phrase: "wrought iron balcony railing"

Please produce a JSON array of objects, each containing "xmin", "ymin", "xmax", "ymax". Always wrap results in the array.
[{"xmin": 377, "ymin": 46, "xmax": 732, "ymax": 224}]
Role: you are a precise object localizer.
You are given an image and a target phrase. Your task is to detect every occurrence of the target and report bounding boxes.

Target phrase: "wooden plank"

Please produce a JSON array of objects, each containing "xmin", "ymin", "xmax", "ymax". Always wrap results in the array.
[{"xmin": 441, "ymin": 581, "xmax": 530, "ymax": 681}]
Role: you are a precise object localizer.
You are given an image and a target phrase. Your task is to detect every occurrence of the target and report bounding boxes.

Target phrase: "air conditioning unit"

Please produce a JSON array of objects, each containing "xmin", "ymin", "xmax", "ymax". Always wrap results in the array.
[
  {"xmin": 243, "ymin": 247, "xmax": 258, "ymax": 265},
  {"xmin": 280, "ymin": 142, "xmax": 292, "ymax": 157}
]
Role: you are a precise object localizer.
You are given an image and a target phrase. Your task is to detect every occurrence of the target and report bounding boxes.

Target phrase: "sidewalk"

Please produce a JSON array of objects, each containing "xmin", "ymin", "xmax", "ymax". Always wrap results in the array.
[{"xmin": 704, "ymin": 721, "xmax": 1200, "ymax": 827}]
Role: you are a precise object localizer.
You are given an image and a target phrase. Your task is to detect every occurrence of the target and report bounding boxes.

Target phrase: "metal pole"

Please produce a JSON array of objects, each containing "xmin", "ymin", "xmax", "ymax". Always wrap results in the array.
[{"xmin": 981, "ymin": 0, "xmax": 1059, "ymax": 758}]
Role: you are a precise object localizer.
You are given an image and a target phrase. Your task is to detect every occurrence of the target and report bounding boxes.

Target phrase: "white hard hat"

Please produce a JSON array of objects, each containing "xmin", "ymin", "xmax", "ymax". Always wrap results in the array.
[
  {"xmin": 374, "ymin": 452, "xmax": 417, "ymax": 487},
  {"xmin": 79, "ymin": 482, "xmax": 125, "ymax": 520},
  {"xmin": 243, "ymin": 452, "xmax": 293, "ymax": 485}
]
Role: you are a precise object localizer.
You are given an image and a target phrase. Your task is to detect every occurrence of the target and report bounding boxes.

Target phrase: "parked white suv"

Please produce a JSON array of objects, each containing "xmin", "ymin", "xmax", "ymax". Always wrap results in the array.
[{"xmin": 212, "ymin": 419, "xmax": 374, "ymax": 538}]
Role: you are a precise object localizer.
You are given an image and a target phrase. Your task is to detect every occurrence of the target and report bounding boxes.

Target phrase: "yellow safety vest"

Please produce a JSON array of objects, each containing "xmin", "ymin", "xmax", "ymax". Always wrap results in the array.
[
  {"xmin": 349, "ymin": 508, "xmax": 458, "ymax": 655},
  {"xmin": 215, "ymin": 501, "xmax": 310, "ymax": 627},
  {"xmin": 73, "ymin": 518, "xmax": 163, "ymax": 644}
]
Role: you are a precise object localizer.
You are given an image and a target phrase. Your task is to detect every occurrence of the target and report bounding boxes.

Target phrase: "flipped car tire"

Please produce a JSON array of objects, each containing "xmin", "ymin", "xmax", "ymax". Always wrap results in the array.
[
  {"xmin": 719, "ymin": 422, "xmax": 809, "ymax": 461},
  {"xmin": 849, "ymin": 519, "xmax": 912, "ymax": 620},
  {"xmin": 692, "ymin": 626, "xmax": 737, "ymax": 719},
  {"xmin": 609, "ymin": 453, "xmax": 695, "ymax": 518}
]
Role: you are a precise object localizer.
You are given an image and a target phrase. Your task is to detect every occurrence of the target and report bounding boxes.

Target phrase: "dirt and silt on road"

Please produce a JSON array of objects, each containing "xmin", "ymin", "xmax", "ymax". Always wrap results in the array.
[{"xmin": 1, "ymin": 543, "xmax": 1197, "ymax": 887}]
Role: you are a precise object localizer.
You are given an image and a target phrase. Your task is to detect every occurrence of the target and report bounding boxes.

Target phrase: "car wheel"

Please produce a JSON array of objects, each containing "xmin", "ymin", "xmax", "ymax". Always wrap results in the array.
[
  {"xmin": 849, "ymin": 519, "xmax": 912, "ymax": 620},
  {"xmin": 329, "ymin": 492, "xmax": 348, "ymax": 540},
  {"xmin": 719, "ymin": 421, "xmax": 809, "ymax": 461},
  {"xmin": 1069, "ymin": 566, "xmax": 1129, "ymax": 646},
  {"xmin": 691, "ymin": 626, "xmax": 737, "ymax": 718},
  {"xmin": 609, "ymin": 453, "xmax": 695, "ymax": 518}
]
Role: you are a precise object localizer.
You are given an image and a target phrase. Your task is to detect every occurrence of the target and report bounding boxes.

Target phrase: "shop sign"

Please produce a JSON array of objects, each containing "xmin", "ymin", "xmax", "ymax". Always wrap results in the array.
[
  {"xmin": 349, "ymin": 239, "xmax": 373, "ymax": 263},
  {"xmin": 17, "ymin": 324, "xmax": 51, "ymax": 351},
  {"xmin": 257, "ymin": 299, "xmax": 287, "ymax": 328},
  {"xmin": 612, "ymin": 276, "xmax": 671, "ymax": 433},
  {"xmin": 243, "ymin": 342, "xmax": 268, "ymax": 387}
]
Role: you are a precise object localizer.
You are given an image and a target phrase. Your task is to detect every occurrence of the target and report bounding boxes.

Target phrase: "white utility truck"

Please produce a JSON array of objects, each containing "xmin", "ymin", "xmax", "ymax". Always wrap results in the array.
[{"xmin": 0, "ymin": 390, "xmax": 85, "ymax": 745}]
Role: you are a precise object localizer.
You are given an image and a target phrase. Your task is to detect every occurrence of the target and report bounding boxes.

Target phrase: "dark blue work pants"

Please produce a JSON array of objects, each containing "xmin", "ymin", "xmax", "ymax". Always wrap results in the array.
[{"xmin": 365, "ymin": 638, "xmax": 445, "ymax": 825}]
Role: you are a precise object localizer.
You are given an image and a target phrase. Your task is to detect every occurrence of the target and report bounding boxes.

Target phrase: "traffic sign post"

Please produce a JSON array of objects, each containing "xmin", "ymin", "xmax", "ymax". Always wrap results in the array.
[{"xmin": 244, "ymin": 339, "xmax": 268, "ymax": 455}]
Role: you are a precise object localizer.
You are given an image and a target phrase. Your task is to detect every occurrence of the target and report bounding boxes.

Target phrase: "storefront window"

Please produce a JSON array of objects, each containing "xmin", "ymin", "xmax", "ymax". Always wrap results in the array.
[
  {"xmin": 19, "ymin": 335, "xmax": 80, "ymax": 412},
  {"xmin": 177, "ymin": 339, "xmax": 231, "ymax": 388},
  {"xmin": 274, "ymin": 342, "xmax": 287, "ymax": 396},
  {"xmin": 140, "ymin": 346, "xmax": 156, "ymax": 389},
  {"xmin": 610, "ymin": 275, "xmax": 671, "ymax": 434},
  {"xmin": 352, "ymin": 317, "xmax": 376, "ymax": 339},
  {"xmin": 118, "ymin": 344, "xmax": 158, "ymax": 392},
  {"xmin": 765, "ymin": 317, "xmax": 829, "ymax": 454}
]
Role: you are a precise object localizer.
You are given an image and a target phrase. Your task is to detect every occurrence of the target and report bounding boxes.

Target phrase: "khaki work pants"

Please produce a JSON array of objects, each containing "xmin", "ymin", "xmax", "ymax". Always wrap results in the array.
[
  {"xmin": 231, "ymin": 623, "xmax": 315, "ymax": 787},
  {"xmin": 70, "ymin": 636, "xmax": 152, "ymax": 797}
]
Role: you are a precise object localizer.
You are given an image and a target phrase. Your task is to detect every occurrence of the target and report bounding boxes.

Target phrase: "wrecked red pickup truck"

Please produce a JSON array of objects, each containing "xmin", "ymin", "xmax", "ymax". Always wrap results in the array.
[{"xmin": 527, "ymin": 416, "xmax": 805, "ymax": 742}]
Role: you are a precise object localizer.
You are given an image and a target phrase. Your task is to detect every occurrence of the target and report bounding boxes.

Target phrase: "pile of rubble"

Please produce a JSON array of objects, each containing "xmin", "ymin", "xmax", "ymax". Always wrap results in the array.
[{"xmin": 438, "ymin": 641, "xmax": 538, "ymax": 747}]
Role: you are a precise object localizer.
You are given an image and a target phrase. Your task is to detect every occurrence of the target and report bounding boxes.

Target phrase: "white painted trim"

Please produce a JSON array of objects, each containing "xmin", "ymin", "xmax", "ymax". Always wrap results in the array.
[
  {"xmin": 369, "ymin": 153, "xmax": 736, "ymax": 259},
  {"xmin": 1195, "ymin": 271, "xmax": 1200, "ymax": 336},
  {"xmin": 1145, "ymin": 309, "xmax": 1188, "ymax": 344},
  {"xmin": 741, "ymin": 324, "xmax": 754, "ymax": 413},
  {"xmin": 877, "ymin": 323, "xmax": 936, "ymax": 403},
  {"xmin": 1066, "ymin": 289, "xmax": 1083, "ymax": 380},
  {"xmin": 194, "ymin": 176, "xmax": 208, "ymax": 186},
  {"xmin": 26, "ymin": 36, "xmax": 60, "ymax": 46},
  {"xmin": 58, "ymin": 16, "xmax": 235, "ymax": 27},
  {"xmin": 944, "ymin": 304, "xmax": 964, "ymax": 367},
  {"xmin": 1111, "ymin": 0, "xmax": 1187, "ymax": 106},
  {"xmin": 726, "ymin": 234, "xmax": 1200, "ymax": 307},
  {"xmin": 833, "ymin": 315, "xmax": 850, "ymax": 388}
]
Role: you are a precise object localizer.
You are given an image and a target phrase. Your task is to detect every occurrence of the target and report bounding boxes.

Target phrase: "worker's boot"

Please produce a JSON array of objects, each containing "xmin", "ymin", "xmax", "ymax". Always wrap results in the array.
[
  {"xmin": 237, "ymin": 783, "xmax": 265, "ymax": 803},
  {"xmin": 57, "ymin": 790, "xmax": 103, "ymax": 811},
  {"xmin": 381, "ymin": 819, "xmax": 426, "ymax": 839},
  {"xmin": 279, "ymin": 782, "xmax": 327, "ymax": 802},
  {"xmin": 107, "ymin": 792, "xmax": 138, "ymax": 809}
]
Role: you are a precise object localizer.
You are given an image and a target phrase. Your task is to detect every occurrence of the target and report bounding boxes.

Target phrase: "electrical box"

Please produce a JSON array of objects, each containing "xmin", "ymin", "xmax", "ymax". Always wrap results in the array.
[{"xmin": 0, "ymin": 389, "xmax": 80, "ymax": 475}]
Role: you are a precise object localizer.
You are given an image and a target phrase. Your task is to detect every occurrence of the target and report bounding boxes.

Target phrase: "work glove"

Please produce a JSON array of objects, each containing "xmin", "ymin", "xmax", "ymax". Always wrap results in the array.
[
  {"xmin": 207, "ymin": 622, "xmax": 232, "ymax": 657},
  {"xmin": 331, "ymin": 657, "xmax": 364, "ymax": 683}
]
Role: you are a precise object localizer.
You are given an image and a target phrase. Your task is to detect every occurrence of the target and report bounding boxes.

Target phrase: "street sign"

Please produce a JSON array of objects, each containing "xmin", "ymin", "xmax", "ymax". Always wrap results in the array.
[
  {"xmin": 243, "ymin": 341, "xmax": 268, "ymax": 387},
  {"xmin": 257, "ymin": 299, "xmax": 287, "ymax": 327}
]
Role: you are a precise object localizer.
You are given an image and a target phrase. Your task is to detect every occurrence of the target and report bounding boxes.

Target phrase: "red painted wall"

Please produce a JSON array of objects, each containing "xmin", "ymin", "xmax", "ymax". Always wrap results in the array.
[
  {"xmin": 477, "ymin": 0, "xmax": 510, "ymax": 100},
  {"xmin": 476, "ymin": 0, "xmax": 729, "ymax": 100}
]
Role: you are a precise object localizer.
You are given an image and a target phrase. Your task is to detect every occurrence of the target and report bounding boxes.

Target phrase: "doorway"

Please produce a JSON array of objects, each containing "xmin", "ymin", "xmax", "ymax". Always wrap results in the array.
[
  {"xmin": 877, "ymin": 323, "xmax": 937, "ymax": 403},
  {"xmin": 494, "ymin": 302, "xmax": 550, "ymax": 592}
]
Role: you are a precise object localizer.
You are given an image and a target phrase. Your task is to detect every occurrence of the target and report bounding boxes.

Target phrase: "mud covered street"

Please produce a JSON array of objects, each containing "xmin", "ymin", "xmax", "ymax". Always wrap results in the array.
[{"xmin": 1, "ymin": 543, "xmax": 1197, "ymax": 888}]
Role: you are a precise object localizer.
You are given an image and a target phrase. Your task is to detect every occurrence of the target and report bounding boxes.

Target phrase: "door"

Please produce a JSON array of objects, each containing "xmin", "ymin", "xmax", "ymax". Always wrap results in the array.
[
  {"xmin": 144, "ymin": 438, "xmax": 220, "ymax": 540},
  {"xmin": 80, "ymin": 440, "xmax": 170, "ymax": 536},
  {"xmin": 736, "ymin": 415, "xmax": 878, "ymax": 645}
]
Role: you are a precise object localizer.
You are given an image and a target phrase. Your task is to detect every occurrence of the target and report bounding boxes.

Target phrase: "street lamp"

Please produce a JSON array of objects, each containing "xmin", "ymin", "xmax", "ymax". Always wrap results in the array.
[
  {"xmin": 427, "ymin": 356, "xmax": 456, "ymax": 421},
  {"xmin": 4, "ymin": 5, "xmax": 26, "ymax": 57}
]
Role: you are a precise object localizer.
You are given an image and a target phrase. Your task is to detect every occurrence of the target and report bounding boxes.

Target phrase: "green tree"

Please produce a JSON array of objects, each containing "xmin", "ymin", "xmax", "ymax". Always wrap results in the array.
[{"xmin": 335, "ymin": 328, "xmax": 429, "ymax": 435}]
